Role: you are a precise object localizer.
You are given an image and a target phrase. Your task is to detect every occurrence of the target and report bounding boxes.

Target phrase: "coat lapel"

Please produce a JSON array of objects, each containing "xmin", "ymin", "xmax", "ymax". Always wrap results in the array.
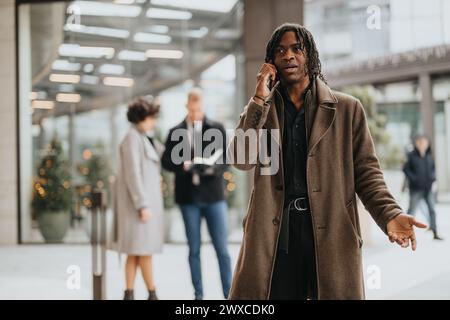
[
  {"xmin": 263, "ymin": 82, "xmax": 283, "ymax": 149},
  {"xmin": 307, "ymin": 78, "xmax": 338, "ymax": 154},
  {"xmin": 143, "ymin": 136, "xmax": 160, "ymax": 162},
  {"xmin": 259, "ymin": 79, "xmax": 338, "ymax": 154},
  {"xmin": 131, "ymin": 126, "xmax": 160, "ymax": 162}
]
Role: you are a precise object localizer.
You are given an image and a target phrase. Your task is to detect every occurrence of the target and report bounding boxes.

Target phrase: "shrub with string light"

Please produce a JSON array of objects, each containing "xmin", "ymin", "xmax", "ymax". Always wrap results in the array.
[
  {"xmin": 32, "ymin": 138, "xmax": 72, "ymax": 214},
  {"xmin": 77, "ymin": 142, "xmax": 112, "ymax": 209}
]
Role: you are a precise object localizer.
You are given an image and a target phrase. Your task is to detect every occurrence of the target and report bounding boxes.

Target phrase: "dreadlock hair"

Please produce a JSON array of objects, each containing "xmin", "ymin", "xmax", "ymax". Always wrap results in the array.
[{"xmin": 265, "ymin": 23, "xmax": 326, "ymax": 83}]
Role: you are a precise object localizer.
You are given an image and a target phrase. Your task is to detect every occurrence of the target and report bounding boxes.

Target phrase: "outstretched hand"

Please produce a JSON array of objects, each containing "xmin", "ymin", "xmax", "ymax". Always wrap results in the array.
[{"xmin": 387, "ymin": 213, "xmax": 427, "ymax": 251}]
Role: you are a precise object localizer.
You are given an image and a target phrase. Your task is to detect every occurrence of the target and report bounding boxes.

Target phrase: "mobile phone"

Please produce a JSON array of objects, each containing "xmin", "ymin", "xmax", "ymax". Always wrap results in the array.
[
  {"xmin": 267, "ymin": 75, "xmax": 274, "ymax": 91},
  {"xmin": 267, "ymin": 62, "xmax": 279, "ymax": 91}
]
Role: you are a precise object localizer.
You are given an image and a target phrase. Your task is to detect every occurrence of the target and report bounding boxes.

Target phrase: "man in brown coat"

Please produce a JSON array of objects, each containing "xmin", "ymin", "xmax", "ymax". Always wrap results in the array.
[{"xmin": 227, "ymin": 23, "xmax": 427, "ymax": 300}]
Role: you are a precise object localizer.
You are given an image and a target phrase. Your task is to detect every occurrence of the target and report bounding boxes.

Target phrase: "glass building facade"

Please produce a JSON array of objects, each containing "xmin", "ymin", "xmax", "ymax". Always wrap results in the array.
[
  {"xmin": 18, "ymin": 0, "xmax": 246, "ymax": 243},
  {"xmin": 14, "ymin": 0, "xmax": 450, "ymax": 244},
  {"xmin": 305, "ymin": 0, "xmax": 450, "ymax": 193}
]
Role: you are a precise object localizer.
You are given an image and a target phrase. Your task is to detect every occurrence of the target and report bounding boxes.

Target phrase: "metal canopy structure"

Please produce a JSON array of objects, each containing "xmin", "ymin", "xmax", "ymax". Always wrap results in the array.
[
  {"xmin": 30, "ymin": 0, "xmax": 243, "ymax": 123},
  {"xmin": 326, "ymin": 44, "xmax": 450, "ymax": 88}
]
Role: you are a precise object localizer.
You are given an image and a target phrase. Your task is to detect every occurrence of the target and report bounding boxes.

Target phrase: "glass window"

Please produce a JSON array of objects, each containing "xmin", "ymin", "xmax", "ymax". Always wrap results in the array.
[
  {"xmin": 18, "ymin": 0, "xmax": 243, "ymax": 243},
  {"xmin": 305, "ymin": 0, "xmax": 450, "ymax": 65}
]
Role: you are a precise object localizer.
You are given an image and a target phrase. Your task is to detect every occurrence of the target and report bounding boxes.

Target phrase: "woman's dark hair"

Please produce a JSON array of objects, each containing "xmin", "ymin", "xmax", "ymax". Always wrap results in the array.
[
  {"xmin": 265, "ymin": 23, "xmax": 326, "ymax": 83},
  {"xmin": 127, "ymin": 96, "xmax": 160, "ymax": 124}
]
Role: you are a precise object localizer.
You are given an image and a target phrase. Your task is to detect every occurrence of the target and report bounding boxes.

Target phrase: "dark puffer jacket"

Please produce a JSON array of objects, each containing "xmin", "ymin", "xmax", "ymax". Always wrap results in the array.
[{"xmin": 403, "ymin": 148, "xmax": 436, "ymax": 191}]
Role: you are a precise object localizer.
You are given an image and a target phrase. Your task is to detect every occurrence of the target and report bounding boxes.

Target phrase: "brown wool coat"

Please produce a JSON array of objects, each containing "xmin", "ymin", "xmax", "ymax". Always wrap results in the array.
[{"xmin": 227, "ymin": 78, "xmax": 403, "ymax": 300}]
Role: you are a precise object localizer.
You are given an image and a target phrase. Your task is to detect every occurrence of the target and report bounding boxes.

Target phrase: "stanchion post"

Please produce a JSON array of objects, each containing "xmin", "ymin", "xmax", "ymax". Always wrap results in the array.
[{"xmin": 91, "ymin": 190, "xmax": 107, "ymax": 300}]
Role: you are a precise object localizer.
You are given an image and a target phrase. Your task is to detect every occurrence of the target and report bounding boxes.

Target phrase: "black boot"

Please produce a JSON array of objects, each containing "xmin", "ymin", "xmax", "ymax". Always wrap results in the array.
[
  {"xmin": 148, "ymin": 290, "xmax": 158, "ymax": 300},
  {"xmin": 434, "ymin": 234, "xmax": 444, "ymax": 240},
  {"xmin": 123, "ymin": 289, "xmax": 134, "ymax": 300},
  {"xmin": 433, "ymin": 230, "xmax": 444, "ymax": 240}
]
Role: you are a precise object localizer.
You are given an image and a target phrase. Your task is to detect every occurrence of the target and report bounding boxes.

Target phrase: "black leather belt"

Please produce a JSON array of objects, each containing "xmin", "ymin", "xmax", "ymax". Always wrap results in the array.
[{"xmin": 279, "ymin": 196, "xmax": 310, "ymax": 253}]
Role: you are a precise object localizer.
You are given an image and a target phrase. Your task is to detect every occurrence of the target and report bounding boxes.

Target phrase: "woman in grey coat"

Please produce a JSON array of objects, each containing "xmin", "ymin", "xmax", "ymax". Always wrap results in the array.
[{"xmin": 112, "ymin": 96, "xmax": 164, "ymax": 300}]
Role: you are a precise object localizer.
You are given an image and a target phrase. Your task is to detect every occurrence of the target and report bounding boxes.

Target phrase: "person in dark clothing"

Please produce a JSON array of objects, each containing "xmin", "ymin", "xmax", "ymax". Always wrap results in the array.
[
  {"xmin": 161, "ymin": 88, "xmax": 232, "ymax": 300},
  {"xmin": 403, "ymin": 135, "xmax": 443, "ymax": 240},
  {"xmin": 227, "ymin": 23, "xmax": 427, "ymax": 300},
  {"xmin": 269, "ymin": 81, "xmax": 317, "ymax": 299}
]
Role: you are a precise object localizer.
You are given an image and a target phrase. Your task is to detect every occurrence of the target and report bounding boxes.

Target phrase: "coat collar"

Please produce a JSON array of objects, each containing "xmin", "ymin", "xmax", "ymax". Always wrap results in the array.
[
  {"xmin": 131, "ymin": 125, "xmax": 160, "ymax": 162},
  {"xmin": 315, "ymin": 77, "xmax": 338, "ymax": 106},
  {"xmin": 181, "ymin": 116, "xmax": 213, "ymax": 129},
  {"xmin": 266, "ymin": 77, "xmax": 338, "ymax": 108},
  {"xmin": 264, "ymin": 77, "xmax": 338, "ymax": 154}
]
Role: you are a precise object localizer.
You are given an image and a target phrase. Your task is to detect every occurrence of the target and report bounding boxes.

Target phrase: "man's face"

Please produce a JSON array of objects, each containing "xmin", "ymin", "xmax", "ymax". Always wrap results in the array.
[
  {"xmin": 187, "ymin": 93, "xmax": 204, "ymax": 121},
  {"xmin": 415, "ymin": 137, "xmax": 429, "ymax": 154},
  {"xmin": 272, "ymin": 31, "xmax": 308, "ymax": 85}
]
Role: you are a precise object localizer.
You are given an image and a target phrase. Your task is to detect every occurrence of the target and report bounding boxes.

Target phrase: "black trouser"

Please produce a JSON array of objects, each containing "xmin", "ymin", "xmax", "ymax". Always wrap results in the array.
[{"xmin": 270, "ymin": 209, "xmax": 317, "ymax": 300}]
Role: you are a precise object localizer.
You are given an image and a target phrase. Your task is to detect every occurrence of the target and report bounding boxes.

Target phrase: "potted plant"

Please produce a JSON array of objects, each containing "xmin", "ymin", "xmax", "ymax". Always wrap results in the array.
[{"xmin": 32, "ymin": 138, "xmax": 72, "ymax": 243}]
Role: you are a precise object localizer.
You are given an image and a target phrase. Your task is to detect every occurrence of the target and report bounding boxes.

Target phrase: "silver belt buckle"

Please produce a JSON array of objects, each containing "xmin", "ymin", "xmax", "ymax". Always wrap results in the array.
[{"xmin": 293, "ymin": 197, "xmax": 308, "ymax": 212}]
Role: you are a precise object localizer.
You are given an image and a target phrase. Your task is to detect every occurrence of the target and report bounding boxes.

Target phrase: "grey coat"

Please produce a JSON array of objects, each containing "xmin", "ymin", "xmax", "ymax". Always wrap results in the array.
[{"xmin": 110, "ymin": 126, "xmax": 165, "ymax": 255}]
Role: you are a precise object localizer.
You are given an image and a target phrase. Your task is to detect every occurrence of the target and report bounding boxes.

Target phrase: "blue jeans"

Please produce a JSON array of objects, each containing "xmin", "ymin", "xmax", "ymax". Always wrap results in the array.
[
  {"xmin": 408, "ymin": 189, "xmax": 438, "ymax": 235},
  {"xmin": 180, "ymin": 200, "xmax": 232, "ymax": 299}
]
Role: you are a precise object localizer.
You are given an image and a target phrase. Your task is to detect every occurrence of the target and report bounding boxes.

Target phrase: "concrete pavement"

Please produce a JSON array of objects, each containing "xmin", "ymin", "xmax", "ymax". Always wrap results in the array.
[{"xmin": 0, "ymin": 201, "xmax": 449, "ymax": 300}]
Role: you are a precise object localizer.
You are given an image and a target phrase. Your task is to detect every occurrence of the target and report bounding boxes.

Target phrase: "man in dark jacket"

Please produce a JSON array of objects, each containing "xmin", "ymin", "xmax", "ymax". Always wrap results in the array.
[
  {"xmin": 403, "ymin": 134, "xmax": 443, "ymax": 240},
  {"xmin": 162, "ymin": 88, "xmax": 232, "ymax": 300}
]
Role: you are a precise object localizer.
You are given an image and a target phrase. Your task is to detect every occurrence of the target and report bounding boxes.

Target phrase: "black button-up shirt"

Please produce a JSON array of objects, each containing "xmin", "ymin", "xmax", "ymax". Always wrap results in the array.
[{"xmin": 281, "ymin": 83, "xmax": 313, "ymax": 206}]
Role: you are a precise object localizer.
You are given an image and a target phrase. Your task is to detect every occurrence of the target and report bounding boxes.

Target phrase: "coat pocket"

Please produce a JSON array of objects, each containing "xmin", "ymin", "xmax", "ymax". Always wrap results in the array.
[{"xmin": 345, "ymin": 199, "xmax": 363, "ymax": 248}]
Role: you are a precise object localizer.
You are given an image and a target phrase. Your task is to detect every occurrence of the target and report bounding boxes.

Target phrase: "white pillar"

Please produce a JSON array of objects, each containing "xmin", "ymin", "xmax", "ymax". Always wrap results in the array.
[
  {"xmin": 0, "ymin": 0, "xmax": 18, "ymax": 245},
  {"xmin": 18, "ymin": 4, "xmax": 34, "ymax": 243},
  {"xmin": 443, "ymin": 100, "xmax": 450, "ymax": 191}
]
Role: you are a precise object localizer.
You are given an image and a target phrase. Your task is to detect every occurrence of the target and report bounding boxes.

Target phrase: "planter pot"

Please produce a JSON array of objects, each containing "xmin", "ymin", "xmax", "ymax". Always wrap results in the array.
[{"xmin": 37, "ymin": 211, "xmax": 70, "ymax": 243}]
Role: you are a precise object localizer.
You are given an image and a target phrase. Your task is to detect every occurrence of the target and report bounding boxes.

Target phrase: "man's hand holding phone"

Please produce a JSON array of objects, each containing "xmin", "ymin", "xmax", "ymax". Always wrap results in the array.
[{"xmin": 254, "ymin": 63, "xmax": 277, "ymax": 105}]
